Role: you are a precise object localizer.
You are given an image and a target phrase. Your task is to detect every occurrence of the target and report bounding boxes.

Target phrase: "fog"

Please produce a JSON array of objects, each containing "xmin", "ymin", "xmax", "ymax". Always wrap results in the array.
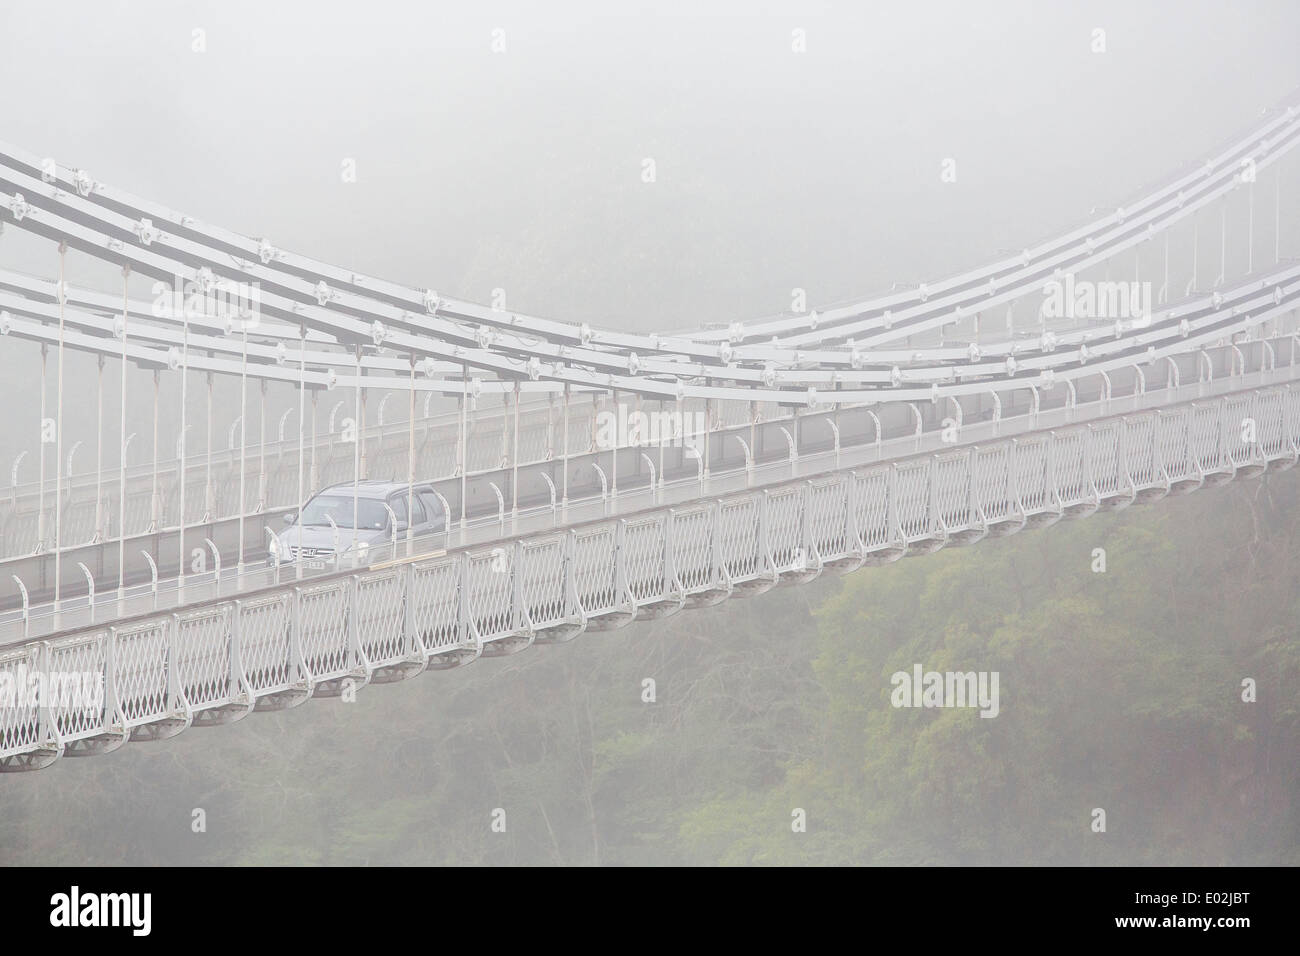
[{"xmin": 1, "ymin": 0, "xmax": 1298, "ymax": 866}]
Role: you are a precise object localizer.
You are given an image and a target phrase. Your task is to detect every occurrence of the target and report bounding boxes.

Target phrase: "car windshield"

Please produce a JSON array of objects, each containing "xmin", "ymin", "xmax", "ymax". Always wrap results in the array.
[{"xmin": 296, "ymin": 495, "xmax": 389, "ymax": 530}]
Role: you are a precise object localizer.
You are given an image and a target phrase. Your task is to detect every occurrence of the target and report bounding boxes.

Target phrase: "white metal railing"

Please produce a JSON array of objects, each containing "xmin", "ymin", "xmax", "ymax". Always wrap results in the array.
[
  {"xmin": 2, "ymin": 372, "xmax": 1297, "ymax": 771},
  {"xmin": 6, "ymin": 328, "xmax": 1299, "ymax": 642}
]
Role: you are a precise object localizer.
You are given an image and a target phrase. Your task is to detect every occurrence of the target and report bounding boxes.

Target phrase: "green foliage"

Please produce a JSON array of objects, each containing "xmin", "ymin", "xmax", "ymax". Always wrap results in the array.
[
  {"xmin": 2, "ymin": 475, "xmax": 1298, "ymax": 865},
  {"xmin": 673, "ymin": 476, "xmax": 1300, "ymax": 865}
]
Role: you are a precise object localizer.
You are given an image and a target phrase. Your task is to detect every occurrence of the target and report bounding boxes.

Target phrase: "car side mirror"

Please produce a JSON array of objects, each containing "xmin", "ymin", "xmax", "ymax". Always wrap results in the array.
[{"xmin": 282, "ymin": 513, "xmax": 295, "ymax": 525}]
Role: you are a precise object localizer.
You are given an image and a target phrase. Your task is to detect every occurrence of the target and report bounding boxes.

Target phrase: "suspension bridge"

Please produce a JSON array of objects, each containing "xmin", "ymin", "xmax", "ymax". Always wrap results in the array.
[{"xmin": 2, "ymin": 93, "xmax": 1299, "ymax": 771}]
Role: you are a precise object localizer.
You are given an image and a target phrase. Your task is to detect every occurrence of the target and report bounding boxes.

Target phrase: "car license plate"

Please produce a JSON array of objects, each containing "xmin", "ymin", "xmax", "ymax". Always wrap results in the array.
[{"xmin": 309, "ymin": 560, "xmax": 326, "ymax": 570}]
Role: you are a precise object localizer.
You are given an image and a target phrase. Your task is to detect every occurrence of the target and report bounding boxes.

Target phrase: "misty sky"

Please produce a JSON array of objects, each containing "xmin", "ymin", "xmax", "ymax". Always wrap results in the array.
[
  {"xmin": 5, "ymin": 1, "xmax": 1299, "ymax": 317},
  {"xmin": 1, "ymin": 0, "xmax": 1298, "ymax": 465},
  {"xmin": 2, "ymin": 0, "xmax": 1300, "ymax": 870}
]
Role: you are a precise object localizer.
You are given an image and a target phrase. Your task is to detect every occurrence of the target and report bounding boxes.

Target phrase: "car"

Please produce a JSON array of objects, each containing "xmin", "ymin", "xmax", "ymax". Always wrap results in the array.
[{"xmin": 271, "ymin": 480, "xmax": 446, "ymax": 567}]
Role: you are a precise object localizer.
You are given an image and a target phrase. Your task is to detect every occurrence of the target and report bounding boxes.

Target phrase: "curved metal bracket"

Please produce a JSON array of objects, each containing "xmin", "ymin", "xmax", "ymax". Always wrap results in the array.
[
  {"xmin": 588, "ymin": 462, "xmax": 608, "ymax": 501},
  {"xmin": 204, "ymin": 538, "xmax": 221, "ymax": 584},
  {"xmin": 10, "ymin": 450, "xmax": 26, "ymax": 495},
  {"xmin": 65, "ymin": 440, "xmax": 83, "ymax": 480},
  {"xmin": 429, "ymin": 489, "xmax": 452, "ymax": 547},
  {"xmin": 10, "ymin": 574, "xmax": 28, "ymax": 637},
  {"xmin": 76, "ymin": 561, "xmax": 94, "ymax": 604},
  {"xmin": 140, "ymin": 549, "xmax": 159, "ymax": 608},
  {"xmin": 488, "ymin": 481, "xmax": 505, "ymax": 527},
  {"xmin": 732, "ymin": 434, "xmax": 753, "ymax": 473},
  {"xmin": 865, "ymin": 409, "xmax": 883, "ymax": 451},
  {"xmin": 640, "ymin": 452, "xmax": 656, "ymax": 490},
  {"xmin": 778, "ymin": 426, "xmax": 797, "ymax": 461},
  {"xmin": 539, "ymin": 472, "xmax": 557, "ymax": 512},
  {"xmin": 681, "ymin": 447, "xmax": 702, "ymax": 486},
  {"xmin": 277, "ymin": 408, "xmax": 294, "ymax": 443}
]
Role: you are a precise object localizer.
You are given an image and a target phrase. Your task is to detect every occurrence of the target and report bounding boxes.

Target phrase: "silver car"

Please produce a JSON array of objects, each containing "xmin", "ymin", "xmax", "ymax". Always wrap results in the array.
[{"xmin": 271, "ymin": 480, "xmax": 446, "ymax": 567}]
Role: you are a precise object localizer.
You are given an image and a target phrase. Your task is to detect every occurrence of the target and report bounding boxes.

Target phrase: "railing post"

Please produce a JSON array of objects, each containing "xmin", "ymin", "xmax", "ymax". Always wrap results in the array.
[
  {"xmin": 1047, "ymin": 432, "xmax": 1063, "ymax": 512},
  {"xmin": 665, "ymin": 512, "xmax": 676, "ymax": 600},
  {"xmin": 1285, "ymin": 384, "xmax": 1297, "ymax": 455},
  {"xmin": 709, "ymin": 500, "xmax": 725, "ymax": 591},
  {"xmin": 1008, "ymin": 440, "xmax": 1022, "ymax": 517},
  {"xmin": 1153, "ymin": 412, "xmax": 1168, "ymax": 488},
  {"xmin": 1083, "ymin": 425, "xmax": 1098, "ymax": 505},
  {"xmin": 512, "ymin": 539, "xmax": 526, "ymax": 633},
  {"xmin": 757, "ymin": 490, "xmax": 774, "ymax": 580},
  {"xmin": 887, "ymin": 463, "xmax": 900, "ymax": 544},
  {"xmin": 613, "ymin": 519, "xmax": 629, "ymax": 609},
  {"xmin": 167, "ymin": 613, "xmax": 184, "ymax": 719},
  {"xmin": 103, "ymin": 626, "xmax": 120, "ymax": 737},
  {"xmin": 1216, "ymin": 398, "xmax": 1227, "ymax": 471},
  {"xmin": 1251, "ymin": 390, "xmax": 1264, "ymax": 467},
  {"xmin": 1118, "ymin": 417, "xmax": 1135, "ymax": 497},
  {"xmin": 845, "ymin": 470, "xmax": 863, "ymax": 557},
  {"xmin": 800, "ymin": 481, "xmax": 814, "ymax": 571},
  {"xmin": 348, "ymin": 576, "xmax": 361, "ymax": 675},
  {"xmin": 456, "ymin": 552, "xmax": 472, "ymax": 648},
  {"xmin": 230, "ymin": 599, "xmax": 247, "ymax": 707},
  {"xmin": 404, "ymin": 563, "xmax": 417, "ymax": 658},
  {"xmin": 965, "ymin": 449, "xmax": 983, "ymax": 531},
  {"xmin": 563, "ymin": 529, "xmax": 581, "ymax": 623},
  {"xmin": 289, "ymin": 587, "xmax": 304, "ymax": 688},
  {"xmin": 32, "ymin": 641, "xmax": 55, "ymax": 755},
  {"xmin": 927, "ymin": 456, "xmax": 939, "ymax": 537}
]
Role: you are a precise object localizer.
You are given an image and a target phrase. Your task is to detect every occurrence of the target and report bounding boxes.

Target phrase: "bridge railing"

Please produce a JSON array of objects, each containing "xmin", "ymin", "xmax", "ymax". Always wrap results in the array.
[
  {"xmin": 3, "ymin": 373, "xmax": 1298, "ymax": 769},
  {"xmin": 6, "ymin": 325, "xmax": 1299, "ymax": 644}
]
